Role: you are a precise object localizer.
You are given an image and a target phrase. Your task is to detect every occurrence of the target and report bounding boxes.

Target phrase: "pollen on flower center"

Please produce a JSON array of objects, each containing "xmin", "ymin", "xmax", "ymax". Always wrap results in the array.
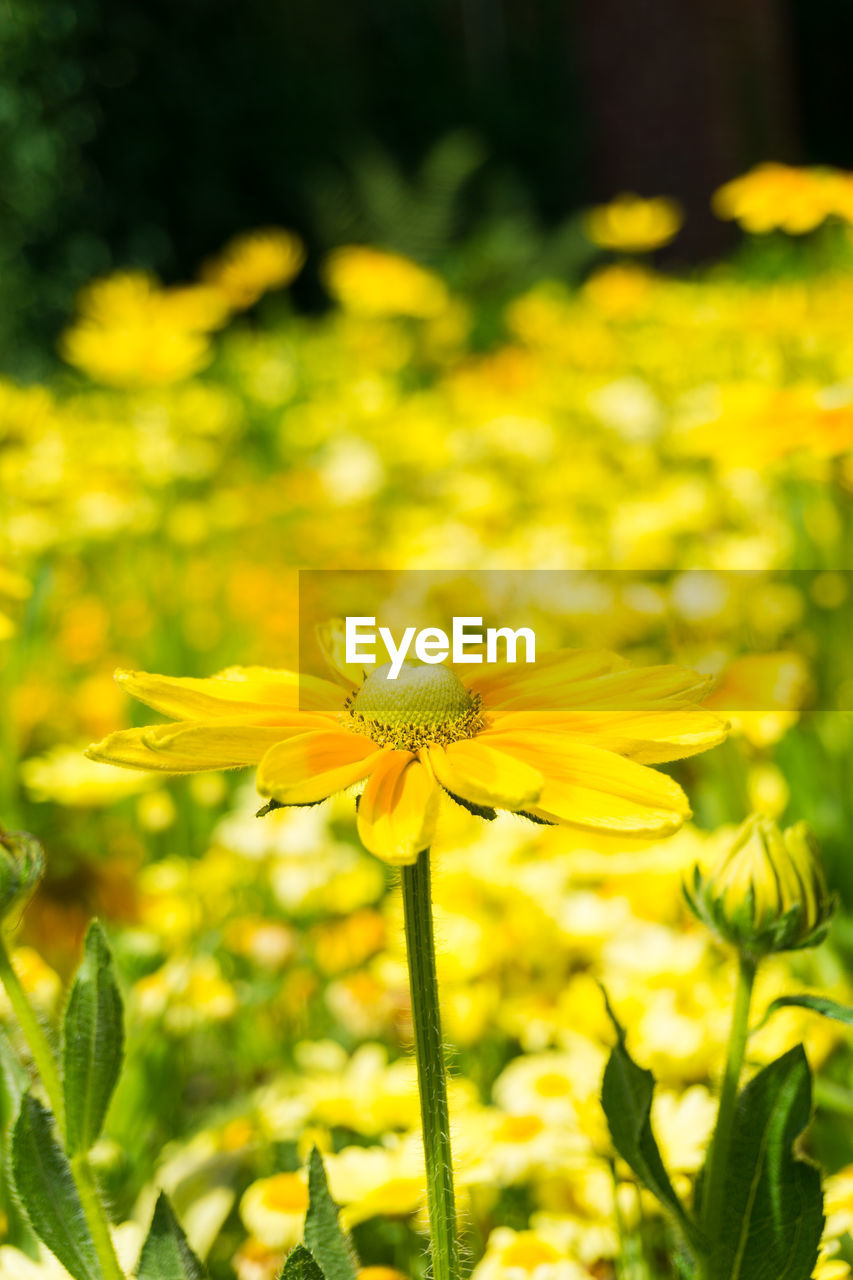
[{"xmin": 343, "ymin": 661, "xmax": 484, "ymax": 750}]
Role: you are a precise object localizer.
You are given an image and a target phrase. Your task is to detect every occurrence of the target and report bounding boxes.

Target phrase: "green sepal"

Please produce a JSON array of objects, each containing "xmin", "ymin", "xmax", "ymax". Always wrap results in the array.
[
  {"xmin": 279, "ymin": 1243, "xmax": 326, "ymax": 1280},
  {"xmin": 515, "ymin": 810, "xmax": 558, "ymax": 826},
  {"xmin": 304, "ymin": 1147, "xmax": 359, "ymax": 1280},
  {"xmin": 600, "ymin": 991, "xmax": 701, "ymax": 1254},
  {"xmin": 441, "ymin": 789, "xmax": 497, "ymax": 821},
  {"xmin": 753, "ymin": 994, "xmax": 853, "ymax": 1033},
  {"xmin": 705, "ymin": 1045, "xmax": 823, "ymax": 1280},
  {"xmin": 63, "ymin": 921, "xmax": 125, "ymax": 1156},
  {"xmin": 0, "ymin": 830, "xmax": 44, "ymax": 921},
  {"xmin": 11, "ymin": 1093, "xmax": 102, "ymax": 1280},
  {"xmin": 137, "ymin": 1191, "xmax": 207, "ymax": 1280}
]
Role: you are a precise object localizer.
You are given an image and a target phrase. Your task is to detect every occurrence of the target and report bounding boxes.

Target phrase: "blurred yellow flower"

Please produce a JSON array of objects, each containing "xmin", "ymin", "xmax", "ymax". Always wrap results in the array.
[
  {"xmin": 682, "ymin": 384, "xmax": 853, "ymax": 467},
  {"xmin": 0, "ymin": 947, "xmax": 61, "ymax": 1019},
  {"xmin": 20, "ymin": 745, "xmax": 156, "ymax": 806},
  {"xmin": 713, "ymin": 163, "xmax": 849, "ymax": 234},
  {"xmin": 61, "ymin": 272, "xmax": 229, "ymax": 386},
  {"xmin": 322, "ymin": 247, "xmax": 449, "ymax": 317},
  {"xmin": 240, "ymin": 1171, "xmax": 308, "ymax": 1249},
  {"xmin": 135, "ymin": 954, "xmax": 238, "ymax": 1031},
  {"xmin": 202, "ymin": 228, "xmax": 306, "ymax": 309},
  {"xmin": 324, "ymin": 1140, "xmax": 426, "ymax": 1227},
  {"xmin": 470, "ymin": 1227, "xmax": 593, "ymax": 1280},
  {"xmin": 705, "ymin": 651, "xmax": 812, "ymax": 747},
  {"xmin": 583, "ymin": 194, "xmax": 683, "ymax": 253},
  {"xmin": 87, "ymin": 652, "xmax": 726, "ymax": 865}
]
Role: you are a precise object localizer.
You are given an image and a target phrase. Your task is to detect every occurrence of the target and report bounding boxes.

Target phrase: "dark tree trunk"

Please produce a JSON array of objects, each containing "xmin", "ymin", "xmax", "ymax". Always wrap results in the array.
[{"xmin": 571, "ymin": 0, "xmax": 801, "ymax": 258}]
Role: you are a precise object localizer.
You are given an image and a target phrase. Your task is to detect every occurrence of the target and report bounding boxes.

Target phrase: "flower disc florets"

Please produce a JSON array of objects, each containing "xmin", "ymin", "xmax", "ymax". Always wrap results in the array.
[{"xmin": 344, "ymin": 661, "xmax": 484, "ymax": 750}]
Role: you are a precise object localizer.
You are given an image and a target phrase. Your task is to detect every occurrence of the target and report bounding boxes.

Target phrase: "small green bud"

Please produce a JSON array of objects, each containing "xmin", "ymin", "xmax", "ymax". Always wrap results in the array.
[
  {"xmin": 684, "ymin": 814, "xmax": 835, "ymax": 958},
  {"xmin": 0, "ymin": 830, "xmax": 45, "ymax": 921}
]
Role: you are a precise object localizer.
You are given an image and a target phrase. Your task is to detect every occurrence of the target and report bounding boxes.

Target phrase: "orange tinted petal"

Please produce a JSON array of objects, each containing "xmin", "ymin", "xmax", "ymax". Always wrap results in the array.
[
  {"xmin": 357, "ymin": 752, "xmax": 438, "ymax": 864},
  {"xmin": 257, "ymin": 730, "xmax": 383, "ymax": 804},
  {"xmin": 428, "ymin": 740, "xmax": 542, "ymax": 809}
]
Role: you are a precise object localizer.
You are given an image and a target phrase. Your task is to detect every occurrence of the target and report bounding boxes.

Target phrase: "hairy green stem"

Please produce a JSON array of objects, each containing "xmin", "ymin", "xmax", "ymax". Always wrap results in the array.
[
  {"xmin": 401, "ymin": 849, "xmax": 458, "ymax": 1280},
  {"xmin": 0, "ymin": 933, "xmax": 65, "ymax": 1134},
  {"xmin": 0, "ymin": 932, "xmax": 125, "ymax": 1280},
  {"xmin": 700, "ymin": 954, "xmax": 758, "ymax": 1268},
  {"xmin": 71, "ymin": 1153, "xmax": 126, "ymax": 1280}
]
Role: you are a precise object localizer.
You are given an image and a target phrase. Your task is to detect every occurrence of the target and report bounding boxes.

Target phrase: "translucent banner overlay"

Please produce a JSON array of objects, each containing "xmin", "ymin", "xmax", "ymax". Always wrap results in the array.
[{"xmin": 297, "ymin": 569, "xmax": 853, "ymax": 712}]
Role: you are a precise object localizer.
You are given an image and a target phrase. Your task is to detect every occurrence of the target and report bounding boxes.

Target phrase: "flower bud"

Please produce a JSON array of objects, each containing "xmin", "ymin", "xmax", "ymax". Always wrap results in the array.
[
  {"xmin": 684, "ymin": 814, "xmax": 835, "ymax": 957},
  {"xmin": 0, "ymin": 830, "xmax": 44, "ymax": 921}
]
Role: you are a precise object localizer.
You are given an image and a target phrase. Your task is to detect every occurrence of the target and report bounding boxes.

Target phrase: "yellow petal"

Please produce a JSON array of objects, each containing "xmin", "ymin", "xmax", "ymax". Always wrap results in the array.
[
  {"xmin": 427, "ymin": 740, "xmax": 543, "ymax": 810},
  {"xmin": 357, "ymin": 752, "xmax": 438, "ymax": 865},
  {"xmin": 485, "ymin": 707, "xmax": 728, "ymax": 763},
  {"xmin": 86, "ymin": 722, "xmax": 306, "ymax": 772},
  {"xmin": 86, "ymin": 728, "xmax": 172, "ymax": 772},
  {"xmin": 488, "ymin": 731, "xmax": 691, "ymax": 834},
  {"xmin": 465, "ymin": 649, "xmax": 629, "ymax": 704},
  {"xmin": 467, "ymin": 651, "xmax": 714, "ymax": 714},
  {"xmin": 315, "ymin": 619, "xmax": 366, "ymax": 688},
  {"xmin": 116, "ymin": 667, "xmax": 343, "ymax": 720},
  {"xmin": 257, "ymin": 730, "xmax": 383, "ymax": 804}
]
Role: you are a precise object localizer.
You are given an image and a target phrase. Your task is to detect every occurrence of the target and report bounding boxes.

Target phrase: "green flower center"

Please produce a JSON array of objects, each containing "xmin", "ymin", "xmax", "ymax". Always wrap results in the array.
[{"xmin": 344, "ymin": 661, "xmax": 484, "ymax": 750}]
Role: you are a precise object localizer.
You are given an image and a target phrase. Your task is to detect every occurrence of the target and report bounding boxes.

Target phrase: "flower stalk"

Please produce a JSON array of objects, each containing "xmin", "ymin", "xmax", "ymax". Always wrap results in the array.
[
  {"xmin": 401, "ymin": 848, "xmax": 459, "ymax": 1280},
  {"xmin": 699, "ymin": 953, "xmax": 757, "ymax": 1268}
]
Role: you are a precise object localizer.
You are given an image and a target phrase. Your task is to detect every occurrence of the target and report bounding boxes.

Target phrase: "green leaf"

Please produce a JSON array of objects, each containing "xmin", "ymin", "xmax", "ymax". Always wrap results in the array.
[
  {"xmin": 708, "ymin": 1045, "xmax": 823, "ymax": 1280},
  {"xmin": 11, "ymin": 1093, "xmax": 102, "ymax": 1280},
  {"xmin": 280, "ymin": 1243, "xmax": 326, "ymax": 1280},
  {"xmin": 63, "ymin": 921, "xmax": 124, "ymax": 1156},
  {"xmin": 755, "ymin": 994, "xmax": 853, "ymax": 1032},
  {"xmin": 137, "ymin": 1192, "xmax": 207, "ymax": 1280},
  {"xmin": 600, "ymin": 995, "xmax": 700, "ymax": 1252},
  {"xmin": 304, "ymin": 1147, "xmax": 359, "ymax": 1280}
]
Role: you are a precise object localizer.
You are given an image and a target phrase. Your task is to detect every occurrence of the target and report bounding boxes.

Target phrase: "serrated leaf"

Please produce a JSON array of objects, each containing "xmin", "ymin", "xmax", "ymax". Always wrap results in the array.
[
  {"xmin": 600, "ymin": 995, "xmax": 700, "ymax": 1252},
  {"xmin": 707, "ymin": 1045, "xmax": 823, "ymax": 1280},
  {"xmin": 755, "ymin": 994, "xmax": 853, "ymax": 1032},
  {"xmin": 280, "ymin": 1243, "xmax": 326, "ymax": 1280},
  {"xmin": 304, "ymin": 1147, "xmax": 359, "ymax": 1280},
  {"xmin": 63, "ymin": 921, "xmax": 124, "ymax": 1156},
  {"xmin": 137, "ymin": 1192, "xmax": 207, "ymax": 1280},
  {"xmin": 12, "ymin": 1093, "xmax": 102, "ymax": 1280}
]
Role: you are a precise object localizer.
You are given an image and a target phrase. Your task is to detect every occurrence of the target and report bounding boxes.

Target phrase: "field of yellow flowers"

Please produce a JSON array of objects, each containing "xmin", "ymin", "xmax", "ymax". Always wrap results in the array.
[{"xmin": 2, "ymin": 164, "xmax": 853, "ymax": 1280}]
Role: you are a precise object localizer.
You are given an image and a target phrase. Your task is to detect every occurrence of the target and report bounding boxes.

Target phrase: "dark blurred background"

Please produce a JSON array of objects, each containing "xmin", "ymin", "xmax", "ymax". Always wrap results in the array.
[{"xmin": 2, "ymin": 0, "xmax": 851, "ymax": 372}]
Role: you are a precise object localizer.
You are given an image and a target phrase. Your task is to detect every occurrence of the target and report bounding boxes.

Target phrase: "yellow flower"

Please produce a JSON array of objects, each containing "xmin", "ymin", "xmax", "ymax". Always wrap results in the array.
[
  {"xmin": 583, "ymin": 194, "xmax": 683, "ymax": 253},
  {"xmin": 323, "ymin": 1139, "xmax": 427, "ymax": 1227},
  {"xmin": 202, "ymin": 229, "xmax": 306, "ymax": 309},
  {"xmin": 20, "ymin": 745, "xmax": 156, "ymax": 806},
  {"xmin": 322, "ymin": 247, "xmax": 449, "ymax": 318},
  {"xmin": 239, "ymin": 1171, "xmax": 308, "ymax": 1249},
  {"xmin": 470, "ymin": 1227, "xmax": 593, "ymax": 1280},
  {"xmin": 61, "ymin": 272, "xmax": 229, "ymax": 386},
  {"xmin": 0, "ymin": 947, "xmax": 61, "ymax": 1019},
  {"xmin": 86, "ymin": 650, "xmax": 726, "ymax": 866},
  {"xmin": 712, "ymin": 163, "xmax": 842, "ymax": 234}
]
